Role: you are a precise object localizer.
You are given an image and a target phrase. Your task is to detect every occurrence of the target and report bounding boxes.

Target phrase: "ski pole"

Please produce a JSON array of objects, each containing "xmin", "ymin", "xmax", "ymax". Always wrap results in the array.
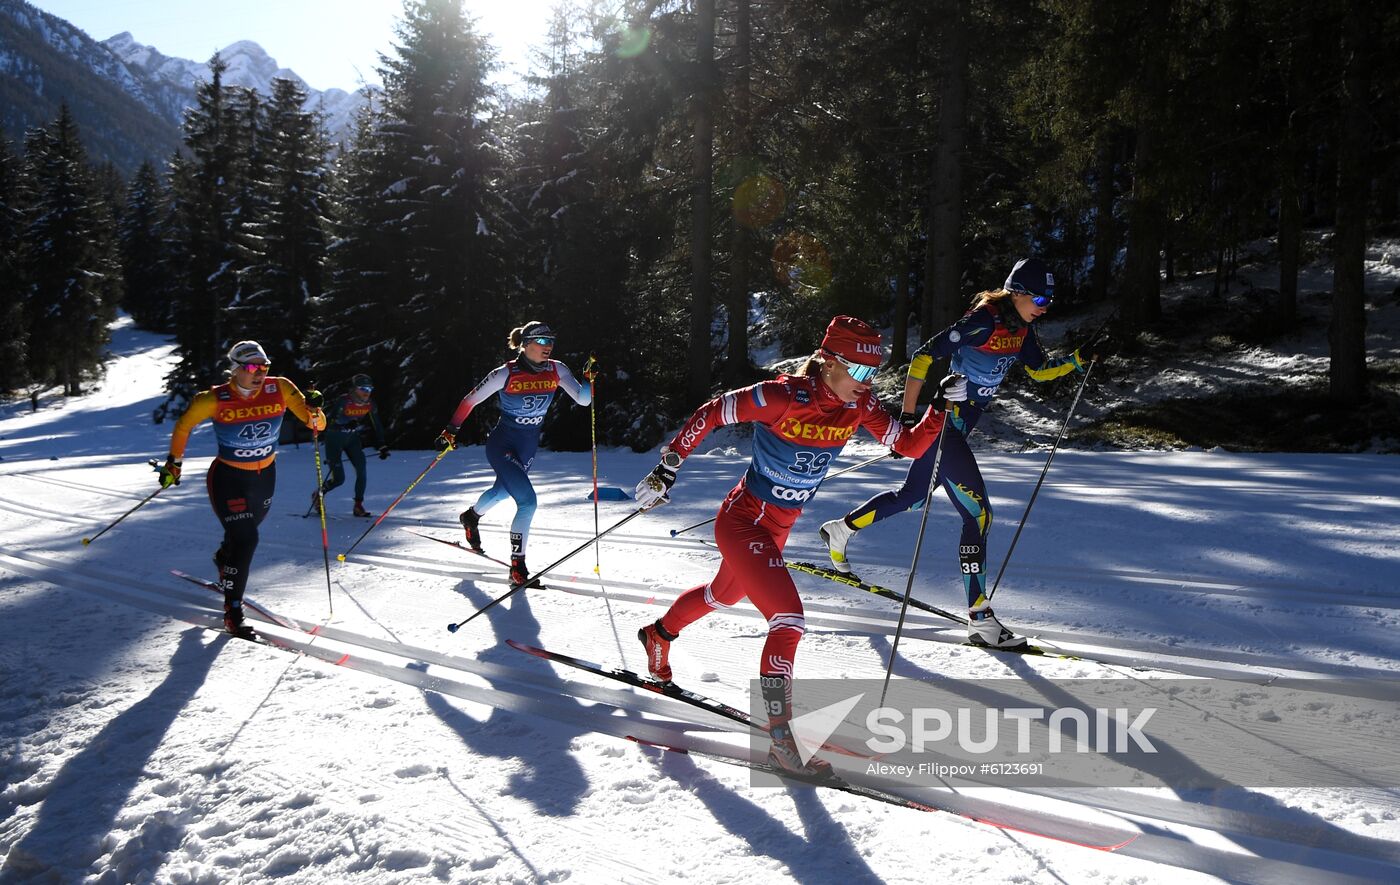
[
  {"xmin": 585, "ymin": 353, "xmax": 601, "ymax": 575},
  {"xmin": 668, "ymin": 452, "xmax": 893, "ymax": 538},
  {"xmin": 879, "ymin": 406, "xmax": 955, "ymax": 707},
  {"xmin": 339, "ymin": 448, "xmax": 450, "ymax": 561},
  {"xmin": 82, "ymin": 459, "xmax": 166, "ymax": 546},
  {"xmin": 311, "ymin": 430, "xmax": 333, "ymax": 614},
  {"xmin": 986, "ymin": 359, "xmax": 1096, "ymax": 603},
  {"xmin": 447, "ymin": 507, "xmax": 647, "ymax": 632}
]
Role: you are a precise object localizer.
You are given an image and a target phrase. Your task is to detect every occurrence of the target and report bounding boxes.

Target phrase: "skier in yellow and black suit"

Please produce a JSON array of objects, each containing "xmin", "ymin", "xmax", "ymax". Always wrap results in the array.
[{"xmin": 158, "ymin": 340, "xmax": 326, "ymax": 638}]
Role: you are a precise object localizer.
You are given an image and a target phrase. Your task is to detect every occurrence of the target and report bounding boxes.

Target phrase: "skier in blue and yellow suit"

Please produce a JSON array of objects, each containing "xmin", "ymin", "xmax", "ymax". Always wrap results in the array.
[
  {"xmin": 314, "ymin": 373, "xmax": 388, "ymax": 518},
  {"xmin": 158, "ymin": 340, "xmax": 326, "ymax": 638},
  {"xmin": 818, "ymin": 258, "xmax": 1100, "ymax": 649}
]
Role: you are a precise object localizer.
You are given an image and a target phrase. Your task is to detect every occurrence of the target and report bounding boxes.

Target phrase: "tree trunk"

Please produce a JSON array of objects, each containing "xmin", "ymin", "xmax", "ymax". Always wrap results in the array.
[
  {"xmin": 1122, "ymin": 3, "xmax": 1168, "ymax": 332},
  {"xmin": 1090, "ymin": 140, "xmax": 1118, "ymax": 302},
  {"xmin": 686, "ymin": 0, "xmax": 716, "ymax": 404},
  {"xmin": 1329, "ymin": 2, "xmax": 1372, "ymax": 405},
  {"xmin": 1122, "ymin": 127, "xmax": 1165, "ymax": 330},
  {"xmin": 724, "ymin": 0, "xmax": 751, "ymax": 387},
  {"xmin": 924, "ymin": 0, "xmax": 969, "ymax": 338},
  {"xmin": 1277, "ymin": 148, "xmax": 1301, "ymax": 329}
]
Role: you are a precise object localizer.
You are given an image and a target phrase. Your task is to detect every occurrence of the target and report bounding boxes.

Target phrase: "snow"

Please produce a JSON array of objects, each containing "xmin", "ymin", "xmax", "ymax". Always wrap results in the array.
[{"xmin": 3, "ymin": 314, "xmax": 1400, "ymax": 883}]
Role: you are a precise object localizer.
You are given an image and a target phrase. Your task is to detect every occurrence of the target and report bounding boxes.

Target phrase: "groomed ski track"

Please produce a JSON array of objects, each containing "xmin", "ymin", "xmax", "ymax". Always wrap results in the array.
[{"xmin": 5, "ymin": 524, "xmax": 1400, "ymax": 884}]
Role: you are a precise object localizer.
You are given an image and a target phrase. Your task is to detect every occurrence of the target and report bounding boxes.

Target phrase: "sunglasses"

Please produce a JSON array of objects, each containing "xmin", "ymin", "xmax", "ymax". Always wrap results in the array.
[
  {"xmin": 239, "ymin": 362, "xmax": 270, "ymax": 373},
  {"xmin": 1008, "ymin": 283, "xmax": 1054, "ymax": 307},
  {"xmin": 356, "ymin": 385, "xmax": 373, "ymax": 393},
  {"xmin": 528, "ymin": 337, "xmax": 555, "ymax": 346},
  {"xmin": 823, "ymin": 349, "xmax": 880, "ymax": 383}
]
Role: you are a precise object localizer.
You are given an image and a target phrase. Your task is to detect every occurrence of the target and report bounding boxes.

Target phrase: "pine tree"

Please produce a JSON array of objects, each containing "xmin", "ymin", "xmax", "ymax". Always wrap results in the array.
[
  {"xmin": 0, "ymin": 138, "xmax": 26, "ymax": 379},
  {"xmin": 508, "ymin": 2, "xmax": 639, "ymax": 448},
  {"xmin": 163, "ymin": 55, "xmax": 255, "ymax": 414},
  {"xmin": 234, "ymin": 77, "xmax": 330, "ymax": 371},
  {"xmin": 119, "ymin": 161, "xmax": 169, "ymax": 330},
  {"xmin": 371, "ymin": 0, "xmax": 517, "ymax": 441},
  {"xmin": 308, "ymin": 99, "xmax": 412, "ymax": 409},
  {"xmin": 17, "ymin": 104, "xmax": 119, "ymax": 397}
]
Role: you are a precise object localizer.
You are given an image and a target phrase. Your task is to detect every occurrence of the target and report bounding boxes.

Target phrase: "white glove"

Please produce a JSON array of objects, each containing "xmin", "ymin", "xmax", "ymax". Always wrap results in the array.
[
  {"xmin": 634, "ymin": 449, "xmax": 681, "ymax": 511},
  {"xmin": 938, "ymin": 373, "xmax": 968, "ymax": 404}
]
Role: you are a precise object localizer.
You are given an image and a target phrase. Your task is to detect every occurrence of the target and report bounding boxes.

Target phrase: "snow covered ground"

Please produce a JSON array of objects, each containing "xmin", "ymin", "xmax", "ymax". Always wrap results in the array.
[{"xmin": 3, "ymin": 316, "xmax": 1400, "ymax": 883}]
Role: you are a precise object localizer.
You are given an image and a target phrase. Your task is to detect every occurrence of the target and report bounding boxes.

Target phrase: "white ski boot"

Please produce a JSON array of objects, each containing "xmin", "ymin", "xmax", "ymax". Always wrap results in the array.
[
  {"xmin": 818, "ymin": 517, "xmax": 858, "ymax": 575},
  {"xmin": 966, "ymin": 604, "xmax": 1027, "ymax": 650}
]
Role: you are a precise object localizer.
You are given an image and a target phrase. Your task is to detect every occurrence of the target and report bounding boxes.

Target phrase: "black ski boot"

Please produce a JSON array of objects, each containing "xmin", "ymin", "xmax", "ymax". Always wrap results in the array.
[
  {"xmin": 459, "ymin": 508, "xmax": 484, "ymax": 553},
  {"xmin": 223, "ymin": 600, "xmax": 256, "ymax": 640}
]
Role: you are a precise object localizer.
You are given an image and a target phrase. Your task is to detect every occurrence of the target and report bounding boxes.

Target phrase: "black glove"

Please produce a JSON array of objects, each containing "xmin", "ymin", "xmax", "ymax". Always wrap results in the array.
[
  {"xmin": 377, "ymin": 446, "xmax": 391, "ymax": 460},
  {"xmin": 899, "ymin": 410, "xmax": 919, "ymax": 428},
  {"xmin": 434, "ymin": 428, "xmax": 457, "ymax": 451},
  {"xmin": 158, "ymin": 457, "xmax": 182, "ymax": 488},
  {"xmin": 306, "ymin": 389, "xmax": 325, "ymax": 408},
  {"xmin": 1077, "ymin": 340, "xmax": 1112, "ymax": 367}
]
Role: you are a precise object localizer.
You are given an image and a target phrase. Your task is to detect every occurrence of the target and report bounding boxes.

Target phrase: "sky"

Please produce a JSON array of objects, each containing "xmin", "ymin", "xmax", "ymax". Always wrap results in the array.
[{"xmin": 26, "ymin": 0, "xmax": 564, "ymax": 92}]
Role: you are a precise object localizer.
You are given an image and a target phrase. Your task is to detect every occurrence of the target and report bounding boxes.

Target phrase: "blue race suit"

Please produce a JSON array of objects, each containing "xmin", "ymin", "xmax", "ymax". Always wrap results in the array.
[{"xmin": 448, "ymin": 357, "xmax": 591, "ymax": 557}]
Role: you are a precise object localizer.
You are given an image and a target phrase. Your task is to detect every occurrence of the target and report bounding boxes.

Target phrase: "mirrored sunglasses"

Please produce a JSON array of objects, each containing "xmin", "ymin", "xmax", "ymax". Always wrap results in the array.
[
  {"xmin": 356, "ymin": 385, "xmax": 373, "ymax": 393},
  {"xmin": 824, "ymin": 350, "xmax": 879, "ymax": 383},
  {"xmin": 528, "ymin": 337, "xmax": 555, "ymax": 346},
  {"xmin": 240, "ymin": 362, "xmax": 270, "ymax": 373},
  {"xmin": 1009, "ymin": 282, "xmax": 1054, "ymax": 307}
]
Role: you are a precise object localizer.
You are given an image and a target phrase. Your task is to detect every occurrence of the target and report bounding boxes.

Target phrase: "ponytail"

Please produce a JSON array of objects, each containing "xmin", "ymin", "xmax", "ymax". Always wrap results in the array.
[{"xmin": 507, "ymin": 326, "xmax": 525, "ymax": 350}]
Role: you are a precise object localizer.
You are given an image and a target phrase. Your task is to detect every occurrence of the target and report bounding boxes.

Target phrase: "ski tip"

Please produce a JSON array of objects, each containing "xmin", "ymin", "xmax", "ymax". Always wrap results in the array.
[
  {"xmin": 626, "ymin": 735, "xmax": 687, "ymax": 753},
  {"xmin": 504, "ymin": 639, "xmax": 543, "ymax": 656}
]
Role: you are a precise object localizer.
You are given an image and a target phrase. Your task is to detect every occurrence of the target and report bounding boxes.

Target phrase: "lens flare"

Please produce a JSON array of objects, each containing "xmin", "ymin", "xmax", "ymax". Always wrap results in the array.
[
  {"xmin": 772, "ymin": 231, "xmax": 832, "ymax": 294},
  {"xmin": 732, "ymin": 174, "xmax": 785, "ymax": 229},
  {"xmin": 616, "ymin": 26, "xmax": 651, "ymax": 58}
]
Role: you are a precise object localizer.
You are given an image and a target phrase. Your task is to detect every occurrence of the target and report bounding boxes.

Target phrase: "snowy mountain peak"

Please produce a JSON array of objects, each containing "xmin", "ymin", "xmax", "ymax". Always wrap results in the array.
[{"xmin": 100, "ymin": 32, "xmax": 369, "ymax": 142}]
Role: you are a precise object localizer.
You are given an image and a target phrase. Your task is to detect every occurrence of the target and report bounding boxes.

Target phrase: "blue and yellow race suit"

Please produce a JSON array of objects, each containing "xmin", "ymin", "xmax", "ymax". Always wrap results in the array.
[{"xmin": 843, "ymin": 303, "xmax": 1087, "ymax": 608}]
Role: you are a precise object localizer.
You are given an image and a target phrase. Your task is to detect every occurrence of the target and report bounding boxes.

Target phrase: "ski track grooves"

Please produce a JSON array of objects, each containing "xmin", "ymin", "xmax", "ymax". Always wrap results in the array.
[
  {"xmin": 3, "ymin": 486, "xmax": 1394, "ymax": 686},
  {"xmin": 5, "ymin": 546, "xmax": 1400, "ymax": 883},
  {"xmin": 9, "ymin": 471, "xmax": 1396, "ymax": 611}
]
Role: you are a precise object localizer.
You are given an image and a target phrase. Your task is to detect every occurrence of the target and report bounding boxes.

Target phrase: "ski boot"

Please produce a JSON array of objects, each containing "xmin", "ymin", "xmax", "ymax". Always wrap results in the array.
[
  {"xmin": 508, "ymin": 556, "xmax": 543, "ymax": 589},
  {"xmin": 818, "ymin": 517, "xmax": 858, "ymax": 576},
  {"xmin": 762, "ymin": 675, "xmax": 834, "ymax": 779},
  {"xmin": 637, "ymin": 620, "xmax": 677, "ymax": 683},
  {"xmin": 352, "ymin": 499, "xmax": 371, "ymax": 518},
  {"xmin": 459, "ymin": 508, "xmax": 484, "ymax": 553},
  {"xmin": 223, "ymin": 600, "xmax": 256, "ymax": 640},
  {"xmin": 967, "ymin": 604, "xmax": 1027, "ymax": 650}
]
